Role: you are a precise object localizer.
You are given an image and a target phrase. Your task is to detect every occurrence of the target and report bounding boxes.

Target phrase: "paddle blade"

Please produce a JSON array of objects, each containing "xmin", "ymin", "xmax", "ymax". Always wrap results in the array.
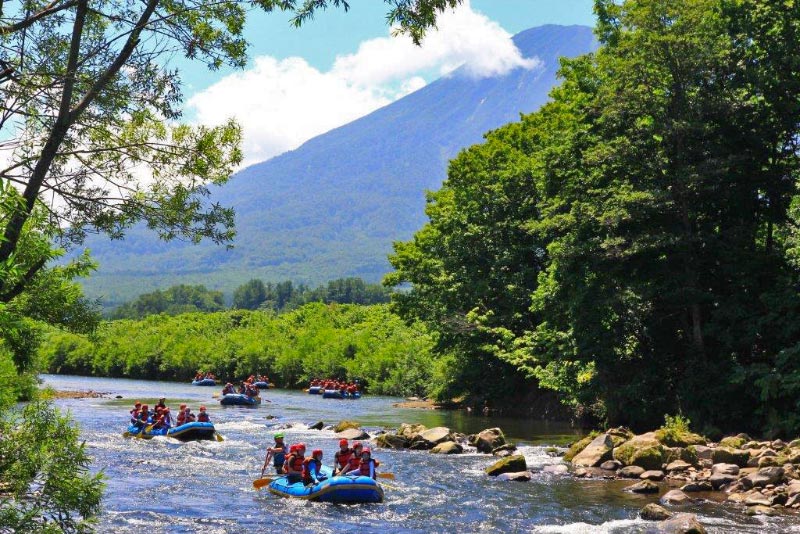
[
  {"xmin": 253, "ymin": 477, "xmax": 272, "ymax": 489},
  {"xmin": 212, "ymin": 393, "xmax": 220, "ymax": 398},
  {"xmin": 215, "ymin": 432, "xmax": 224, "ymax": 442},
  {"xmin": 377, "ymin": 472, "xmax": 395, "ymax": 480}
]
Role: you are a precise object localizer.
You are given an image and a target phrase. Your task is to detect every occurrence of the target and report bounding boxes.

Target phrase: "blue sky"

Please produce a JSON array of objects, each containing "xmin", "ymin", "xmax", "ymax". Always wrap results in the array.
[{"xmin": 184, "ymin": 0, "xmax": 596, "ymax": 166}]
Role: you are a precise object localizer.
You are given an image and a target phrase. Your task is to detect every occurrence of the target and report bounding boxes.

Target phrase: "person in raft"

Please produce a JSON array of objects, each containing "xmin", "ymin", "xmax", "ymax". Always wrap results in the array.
[
  {"xmin": 197, "ymin": 406, "xmax": 211, "ymax": 423},
  {"xmin": 133, "ymin": 404, "xmax": 150, "ymax": 428},
  {"xmin": 222, "ymin": 382, "xmax": 235, "ymax": 395},
  {"xmin": 338, "ymin": 441, "xmax": 364, "ymax": 476},
  {"xmin": 129, "ymin": 401, "xmax": 142, "ymax": 424},
  {"xmin": 355, "ymin": 448, "xmax": 379, "ymax": 479},
  {"xmin": 332, "ymin": 438, "xmax": 353, "ymax": 475},
  {"xmin": 302, "ymin": 449, "xmax": 327, "ymax": 486},
  {"xmin": 261, "ymin": 433, "xmax": 287, "ymax": 476},
  {"xmin": 283, "ymin": 443, "xmax": 306, "ymax": 483}
]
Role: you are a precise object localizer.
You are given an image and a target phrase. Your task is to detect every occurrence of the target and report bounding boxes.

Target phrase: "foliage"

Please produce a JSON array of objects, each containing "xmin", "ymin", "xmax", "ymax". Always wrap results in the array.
[
  {"xmin": 40, "ymin": 303, "xmax": 436, "ymax": 397},
  {"xmin": 387, "ymin": 0, "xmax": 800, "ymax": 435},
  {"xmin": 0, "ymin": 400, "xmax": 104, "ymax": 533},
  {"xmin": 231, "ymin": 277, "xmax": 390, "ymax": 312},
  {"xmin": 109, "ymin": 284, "xmax": 225, "ymax": 319}
]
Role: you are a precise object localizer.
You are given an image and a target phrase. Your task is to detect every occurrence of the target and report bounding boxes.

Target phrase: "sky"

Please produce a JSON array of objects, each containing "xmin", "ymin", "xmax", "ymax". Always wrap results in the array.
[{"xmin": 183, "ymin": 0, "xmax": 596, "ymax": 167}]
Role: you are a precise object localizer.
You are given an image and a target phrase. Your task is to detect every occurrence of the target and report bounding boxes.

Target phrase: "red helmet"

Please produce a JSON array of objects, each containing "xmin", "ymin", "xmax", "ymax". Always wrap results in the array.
[
  {"xmin": 180, "ymin": 403, "xmax": 187, "ymax": 408},
  {"xmin": 297, "ymin": 442, "xmax": 306, "ymax": 450},
  {"xmin": 134, "ymin": 401, "xmax": 141, "ymax": 407},
  {"xmin": 290, "ymin": 445, "xmax": 298, "ymax": 453},
  {"xmin": 361, "ymin": 448, "xmax": 371, "ymax": 456},
  {"xmin": 312, "ymin": 449, "xmax": 323, "ymax": 456},
  {"xmin": 199, "ymin": 406, "xmax": 207, "ymax": 411},
  {"xmin": 141, "ymin": 404, "xmax": 148, "ymax": 409},
  {"xmin": 352, "ymin": 441, "xmax": 363, "ymax": 449},
  {"xmin": 339, "ymin": 439, "xmax": 348, "ymax": 447}
]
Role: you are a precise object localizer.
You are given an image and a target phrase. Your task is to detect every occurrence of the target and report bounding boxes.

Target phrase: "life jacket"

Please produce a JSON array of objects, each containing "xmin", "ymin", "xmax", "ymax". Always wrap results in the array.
[
  {"xmin": 357, "ymin": 459, "xmax": 379, "ymax": 478},
  {"xmin": 176, "ymin": 413, "xmax": 186, "ymax": 425},
  {"xmin": 284, "ymin": 454, "xmax": 304, "ymax": 474},
  {"xmin": 345, "ymin": 455, "xmax": 361, "ymax": 473},
  {"xmin": 302, "ymin": 458, "xmax": 320, "ymax": 480},
  {"xmin": 334, "ymin": 449, "xmax": 353, "ymax": 468},
  {"xmin": 197, "ymin": 412, "xmax": 210, "ymax": 423}
]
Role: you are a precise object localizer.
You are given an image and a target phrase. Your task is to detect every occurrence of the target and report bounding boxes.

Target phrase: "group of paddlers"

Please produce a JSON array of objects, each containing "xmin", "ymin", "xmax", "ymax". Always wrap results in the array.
[
  {"xmin": 261, "ymin": 435, "xmax": 379, "ymax": 485},
  {"xmin": 129, "ymin": 398, "xmax": 211, "ymax": 430},
  {"xmin": 309, "ymin": 378, "xmax": 361, "ymax": 395},
  {"xmin": 194, "ymin": 372, "xmax": 217, "ymax": 381}
]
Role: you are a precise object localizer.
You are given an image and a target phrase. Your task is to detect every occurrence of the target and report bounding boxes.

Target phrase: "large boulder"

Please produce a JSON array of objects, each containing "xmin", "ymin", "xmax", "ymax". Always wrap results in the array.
[
  {"xmin": 486, "ymin": 454, "xmax": 527, "ymax": 476},
  {"xmin": 744, "ymin": 466, "xmax": 785, "ymax": 488},
  {"xmin": 307, "ymin": 421, "xmax": 324, "ymax": 430},
  {"xmin": 660, "ymin": 489, "xmax": 691, "ymax": 505},
  {"xmin": 711, "ymin": 463, "xmax": 739, "ymax": 476},
  {"xmin": 336, "ymin": 428, "xmax": 370, "ymax": 440},
  {"xmin": 655, "ymin": 428, "xmax": 707, "ymax": 448},
  {"xmin": 419, "ymin": 427, "xmax": 454, "ymax": 446},
  {"xmin": 719, "ymin": 435, "xmax": 748, "ymax": 449},
  {"xmin": 375, "ymin": 433, "xmax": 409, "ymax": 449},
  {"xmin": 641, "ymin": 503, "xmax": 673, "ymax": 521},
  {"xmin": 613, "ymin": 433, "xmax": 666, "ymax": 470},
  {"xmin": 334, "ymin": 420, "xmax": 361, "ymax": 433},
  {"xmin": 708, "ymin": 473, "xmax": 737, "ymax": 489},
  {"xmin": 397, "ymin": 423, "xmax": 427, "ymax": 441},
  {"xmin": 690, "ymin": 445, "xmax": 714, "ymax": 461},
  {"xmin": 495, "ymin": 471, "xmax": 532, "ymax": 482},
  {"xmin": 710, "ymin": 447, "xmax": 749, "ymax": 467},
  {"xmin": 470, "ymin": 428, "xmax": 507, "ymax": 454},
  {"xmin": 664, "ymin": 447, "xmax": 699, "ymax": 466},
  {"xmin": 618, "ymin": 465, "xmax": 646, "ymax": 478},
  {"xmin": 656, "ymin": 513, "xmax": 707, "ymax": 533},
  {"xmin": 430, "ymin": 441, "xmax": 463, "ymax": 454},
  {"xmin": 624, "ymin": 480, "xmax": 659, "ymax": 494},
  {"xmin": 571, "ymin": 433, "xmax": 615, "ymax": 467}
]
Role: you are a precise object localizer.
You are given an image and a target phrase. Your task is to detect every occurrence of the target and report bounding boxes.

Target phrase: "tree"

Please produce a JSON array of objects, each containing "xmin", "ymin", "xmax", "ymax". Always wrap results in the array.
[
  {"xmin": 0, "ymin": 0, "xmax": 465, "ymax": 304},
  {"xmin": 232, "ymin": 278, "xmax": 267, "ymax": 310}
]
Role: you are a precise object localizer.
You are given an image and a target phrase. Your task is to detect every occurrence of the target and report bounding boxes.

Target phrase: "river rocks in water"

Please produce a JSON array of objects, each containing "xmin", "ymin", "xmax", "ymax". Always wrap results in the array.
[
  {"xmin": 710, "ymin": 447, "xmax": 749, "ymax": 467},
  {"xmin": 744, "ymin": 493, "xmax": 771, "ymax": 507},
  {"xmin": 680, "ymin": 481, "xmax": 712, "ymax": 492},
  {"xmin": 640, "ymin": 470, "xmax": 665, "ymax": 481},
  {"xmin": 619, "ymin": 465, "xmax": 646, "ymax": 478},
  {"xmin": 743, "ymin": 466, "xmax": 784, "ymax": 488},
  {"xmin": 486, "ymin": 454, "xmax": 527, "ymax": 476},
  {"xmin": 660, "ymin": 489, "xmax": 691, "ymax": 505},
  {"xmin": 492, "ymin": 443, "xmax": 517, "ymax": 455},
  {"xmin": 665, "ymin": 460, "xmax": 692, "ymax": 473},
  {"xmin": 745, "ymin": 505, "xmax": 776, "ymax": 516},
  {"xmin": 640, "ymin": 503, "xmax": 673, "ymax": 521},
  {"xmin": 690, "ymin": 445, "xmax": 714, "ymax": 461},
  {"xmin": 375, "ymin": 433, "xmax": 409, "ymax": 449},
  {"xmin": 664, "ymin": 447, "xmax": 698, "ymax": 466},
  {"xmin": 614, "ymin": 433, "xmax": 665, "ymax": 471},
  {"xmin": 307, "ymin": 421, "xmax": 324, "ymax": 430},
  {"xmin": 470, "ymin": 428, "xmax": 507, "ymax": 454},
  {"xmin": 418, "ymin": 427, "xmax": 454, "ymax": 447},
  {"xmin": 542, "ymin": 464, "xmax": 569, "ymax": 475},
  {"xmin": 115, "ymin": 395, "xmax": 123, "ymax": 399},
  {"xmin": 430, "ymin": 441, "xmax": 463, "ymax": 454},
  {"xmin": 625, "ymin": 480, "xmax": 659, "ymax": 494},
  {"xmin": 334, "ymin": 420, "xmax": 361, "ymax": 433},
  {"xmin": 711, "ymin": 463, "xmax": 739, "ymax": 476},
  {"xmin": 496, "ymin": 471, "xmax": 532, "ymax": 482},
  {"xmin": 600, "ymin": 460, "xmax": 622, "ymax": 471},
  {"xmin": 571, "ymin": 433, "xmax": 615, "ymax": 468},
  {"xmin": 336, "ymin": 428, "xmax": 370, "ymax": 441},
  {"xmin": 656, "ymin": 513, "xmax": 707, "ymax": 533},
  {"xmin": 719, "ymin": 435, "xmax": 748, "ymax": 449},
  {"xmin": 397, "ymin": 423, "xmax": 427, "ymax": 440},
  {"xmin": 709, "ymin": 473, "xmax": 737, "ymax": 489}
]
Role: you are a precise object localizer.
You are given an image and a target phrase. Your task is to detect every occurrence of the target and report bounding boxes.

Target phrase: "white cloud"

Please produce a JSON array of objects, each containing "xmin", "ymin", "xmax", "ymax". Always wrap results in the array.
[{"xmin": 187, "ymin": 0, "xmax": 539, "ymax": 167}]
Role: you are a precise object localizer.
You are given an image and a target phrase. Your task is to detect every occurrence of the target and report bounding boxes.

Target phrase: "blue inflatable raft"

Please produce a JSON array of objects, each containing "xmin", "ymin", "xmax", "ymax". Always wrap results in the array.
[
  {"xmin": 322, "ymin": 389, "xmax": 362, "ymax": 399},
  {"xmin": 192, "ymin": 378, "xmax": 216, "ymax": 386},
  {"xmin": 308, "ymin": 386, "xmax": 322, "ymax": 394},
  {"xmin": 254, "ymin": 381, "xmax": 271, "ymax": 389},
  {"xmin": 220, "ymin": 393, "xmax": 261, "ymax": 406},
  {"xmin": 268, "ymin": 466, "xmax": 383, "ymax": 504},
  {"xmin": 124, "ymin": 422, "xmax": 216, "ymax": 441}
]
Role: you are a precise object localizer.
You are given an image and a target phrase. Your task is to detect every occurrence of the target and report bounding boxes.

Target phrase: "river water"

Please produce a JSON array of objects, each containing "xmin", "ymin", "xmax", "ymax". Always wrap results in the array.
[{"xmin": 42, "ymin": 375, "xmax": 800, "ymax": 533}]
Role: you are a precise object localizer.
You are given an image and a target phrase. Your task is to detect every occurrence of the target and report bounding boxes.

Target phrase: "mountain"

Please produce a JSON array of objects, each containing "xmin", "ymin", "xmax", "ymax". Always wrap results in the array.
[{"xmin": 80, "ymin": 25, "xmax": 597, "ymax": 306}]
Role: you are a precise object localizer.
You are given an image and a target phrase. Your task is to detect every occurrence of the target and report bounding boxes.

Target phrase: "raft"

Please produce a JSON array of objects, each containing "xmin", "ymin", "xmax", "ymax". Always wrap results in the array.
[
  {"xmin": 123, "ymin": 422, "xmax": 216, "ymax": 441},
  {"xmin": 219, "ymin": 393, "xmax": 261, "ymax": 406},
  {"xmin": 254, "ymin": 381, "xmax": 271, "ymax": 389},
  {"xmin": 322, "ymin": 389, "xmax": 362, "ymax": 399},
  {"xmin": 268, "ymin": 466, "xmax": 383, "ymax": 504},
  {"xmin": 308, "ymin": 386, "xmax": 322, "ymax": 394},
  {"xmin": 192, "ymin": 378, "xmax": 216, "ymax": 386}
]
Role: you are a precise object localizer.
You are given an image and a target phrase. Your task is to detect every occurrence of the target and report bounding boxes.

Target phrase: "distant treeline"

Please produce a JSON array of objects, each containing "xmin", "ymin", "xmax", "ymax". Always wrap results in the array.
[
  {"xmin": 109, "ymin": 277, "xmax": 390, "ymax": 319},
  {"xmin": 40, "ymin": 303, "xmax": 435, "ymax": 397}
]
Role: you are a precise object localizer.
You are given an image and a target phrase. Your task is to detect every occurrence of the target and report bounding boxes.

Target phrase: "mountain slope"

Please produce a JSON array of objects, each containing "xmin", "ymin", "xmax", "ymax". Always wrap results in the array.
[{"xmin": 81, "ymin": 25, "xmax": 597, "ymax": 306}]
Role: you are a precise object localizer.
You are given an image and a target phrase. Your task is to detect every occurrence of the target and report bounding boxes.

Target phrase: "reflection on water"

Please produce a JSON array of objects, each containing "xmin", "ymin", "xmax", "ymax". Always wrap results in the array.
[{"xmin": 42, "ymin": 375, "xmax": 799, "ymax": 533}]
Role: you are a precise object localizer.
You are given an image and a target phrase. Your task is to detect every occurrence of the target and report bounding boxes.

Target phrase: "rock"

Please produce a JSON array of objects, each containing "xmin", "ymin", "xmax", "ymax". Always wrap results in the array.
[
  {"xmin": 772, "ymin": 439, "xmax": 787, "ymax": 450},
  {"xmin": 430, "ymin": 441, "xmax": 463, "ymax": 454},
  {"xmin": 656, "ymin": 429, "xmax": 707, "ymax": 447},
  {"xmin": 493, "ymin": 449, "xmax": 512, "ymax": 458},
  {"xmin": 614, "ymin": 433, "xmax": 665, "ymax": 470},
  {"xmin": 744, "ymin": 493, "xmax": 771, "ymax": 507},
  {"xmin": 624, "ymin": 480, "xmax": 659, "ymax": 494},
  {"xmin": 756, "ymin": 448, "xmax": 777, "ymax": 458},
  {"xmin": 618, "ymin": 465, "xmax": 646, "ymax": 478},
  {"xmin": 786, "ymin": 493, "xmax": 800, "ymax": 507},
  {"xmin": 719, "ymin": 436, "xmax": 747, "ymax": 449},
  {"xmin": 664, "ymin": 447, "xmax": 698, "ymax": 466},
  {"xmin": 543, "ymin": 464, "xmax": 570, "ymax": 475},
  {"xmin": 745, "ymin": 466, "xmax": 785, "ymax": 488},
  {"xmin": 660, "ymin": 489, "xmax": 691, "ymax": 505},
  {"xmin": 640, "ymin": 470, "xmax": 666, "ymax": 481},
  {"xmin": 680, "ymin": 481, "xmax": 712, "ymax": 492},
  {"xmin": 708, "ymin": 473, "xmax": 737, "ymax": 490},
  {"xmin": 571, "ymin": 433, "xmax": 616, "ymax": 467},
  {"xmin": 334, "ymin": 420, "xmax": 361, "ymax": 433},
  {"xmin": 770, "ymin": 493, "xmax": 788, "ymax": 506},
  {"xmin": 115, "ymin": 395, "xmax": 123, "ymax": 399},
  {"xmin": 336, "ymin": 428, "xmax": 370, "ymax": 441},
  {"xmin": 492, "ymin": 443, "xmax": 517, "ymax": 455},
  {"xmin": 563, "ymin": 434, "xmax": 597, "ymax": 462},
  {"xmin": 745, "ymin": 505, "xmax": 776, "ymax": 516},
  {"xmin": 657, "ymin": 513, "xmax": 707, "ymax": 533},
  {"xmin": 419, "ymin": 427, "xmax": 454, "ymax": 446},
  {"xmin": 711, "ymin": 463, "xmax": 739, "ymax": 476},
  {"xmin": 666, "ymin": 460, "xmax": 692, "ymax": 473},
  {"xmin": 307, "ymin": 421, "xmax": 324, "ymax": 430},
  {"xmin": 495, "ymin": 471, "xmax": 531, "ymax": 482},
  {"xmin": 787, "ymin": 480, "xmax": 800, "ymax": 496},
  {"xmin": 727, "ymin": 492, "xmax": 748, "ymax": 503},
  {"xmin": 789, "ymin": 439, "xmax": 800, "ymax": 449},
  {"xmin": 470, "ymin": 428, "xmax": 507, "ymax": 454},
  {"xmin": 758, "ymin": 456, "xmax": 779, "ymax": 468},
  {"xmin": 486, "ymin": 454, "xmax": 527, "ymax": 476},
  {"xmin": 600, "ymin": 460, "xmax": 622, "ymax": 471},
  {"xmin": 397, "ymin": 423, "xmax": 427, "ymax": 440},
  {"xmin": 375, "ymin": 433, "xmax": 409, "ymax": 449},
  {"xmin": 710, "ymin": 447, "xmax": 749, "ymax": 467},
  {"xmin": 690, "ymin": 445, "xmax": 714, "ymax": 461},
  {"xmin": 640, "ymin": 503, "xmax": 673, "ymax": 521}
]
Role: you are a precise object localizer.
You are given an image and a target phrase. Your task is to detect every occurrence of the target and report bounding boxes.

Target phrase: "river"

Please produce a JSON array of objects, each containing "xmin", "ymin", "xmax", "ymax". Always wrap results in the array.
[{"xmin": 42, "ymin": 375, "xmax": 799, "ymax": 533}]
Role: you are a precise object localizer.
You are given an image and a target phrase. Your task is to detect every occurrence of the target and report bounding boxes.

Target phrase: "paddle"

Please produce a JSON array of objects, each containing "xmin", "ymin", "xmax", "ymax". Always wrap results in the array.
[
  {"xmin": 214, "ymin": 432, "xmax": 224, "ymax": 442},
  {"xmin": 377, "ymin": 472, "xmax": 395, "ymax": 480},
  {"xmin": 212, "ymin": 393, "xmax": 220, "ymax": 399},
  {"xmin": 135, "ymin": 423, "xmax": 154, "ymax": 439},
  {"xmin": 253, "ymin": 477, "xmax": 273, "ymax": 489}
]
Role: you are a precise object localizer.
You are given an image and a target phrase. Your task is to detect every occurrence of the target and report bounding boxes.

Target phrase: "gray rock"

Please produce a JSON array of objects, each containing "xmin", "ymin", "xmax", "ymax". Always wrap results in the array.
[
  {"xmin": 656, "ymin": 513, "xmax": 707, "ymax": 533},
  {"xmin": 711, "ymin": 463, "xmax": 739, "ymax": 476},
  {"xmin": 666, "ymin": 460, "xmax": 692, "ymax": 472},
  {"xmin": 336, "ymin": 428, "xmax": 370, "ymax": 441},
  {"xmin": 486, "ymin": 454, "xmax": 527, "ymax": 476},
  {"xmin": 430, "ymin": 441, "xmax": 463, "ymax": 454},
  {"xmin": 660, "ymin": 489, "xmax": 691, "ymax": 505},
  {"xmin": 711, "ymin": 447, "xmax": 750, "ymax": 467},
  {"xmin": 419, "ymin": 427, "xmax": 453, "ymax": 446},
  {"xmin": 542, "ymin": 464, "xmax": 569, "ymax": 475},
  {"xmin": 375, "ymin": 433, "xmax": 409, "ymax": 449},
  {"xmin": 708, "ymin": 473, "xmax": 737, "ymax": 490},
  {"xmin": 745, "ymin": 466, "xmax": 785, "ymax": 488},
  {"xmin": 692, "ymin": 445, "xmax": 714, "ymax": 460},
  {"xmin": 640, "ymin": 503, "xmax": 673, "ymax": 521},
  {"xmin": 624, "ymin": 480, "xmax": 659, "ymax": 494},
  {"xmin": 493, "ymin": 449, "xmax": 512, "ymax": 458},
  {"xmin": 307, "ymin": 421, "xmax": 324, "ymax": 430},
  {"xmin": 744, "ymin": 493, "xmax": 771, "ymax": 507},
  {"xmin": 572, "ymin": 433, "xmax": 615, "ymax": 468},
  {"xmin": 600, "ymin": 460, "xmax": 622, "ymax": 471},
  {"xmin": 680, "ymin": 481, "xmax": 712, "ymax": 492},
  {"xmin": 495, "ymin": 471, "xmax": 532, "ymax": 482},
  {"xmin": 745, "ymin": 505, "xmax": 776, "ymax": 516},
  {"xmin": 618, "ymin": 465, "xmax": 646, "ymax": 478},
  {"xmin": 470, "ymin": 428, "xmax": 507, "ymax": 454},
  {"xmin": 640, "ymin": 470, "xmax": 666, "ymax": 481}
]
